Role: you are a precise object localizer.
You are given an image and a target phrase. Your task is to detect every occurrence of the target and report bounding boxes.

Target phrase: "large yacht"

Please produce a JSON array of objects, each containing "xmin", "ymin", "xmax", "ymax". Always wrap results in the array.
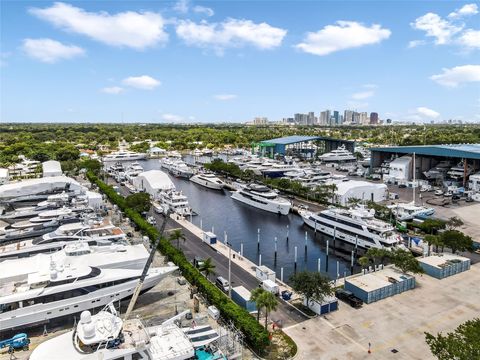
[
  {"xmin": 0, "ymin": 261, "xmax": 177, "ymax": 332},
  {"xmin": 30, "ymin": 304, "xmax": 225, "ymax": 360},
  {"xmin": 124, "ymin": 161, "xmax": 144, "ymax": 182},
  {"xmin": 319, "ymin": 145, "xmax": 356, "ymax": 163},
  {"xmin": 159, "ymin": 190, "xmax": 193, "ymax": 216},
  {"xmin": 299, "ymin": 205, "xmax": 402, "ymax": 249},
  {"xmin": 261, "ymin": 163, "xmax": 301, "ymax": 178},
  {"xmin": 190, "ymin": 173, "xmax": 225, "ymax": 190},
  {"xmin": 423, "ymin": 161, "xmax": 452, "ymax": 180},
  {"xmin": 447, "ymin": 162, "xmax": 475, "ymax": 180},
  {"xmin": 102, "ymin": 150, "xmax": 147, "ymax": 162},
  {"xmin": 231, "ymin": 184, "xmax": 291, "ymax": 215},
  {"xmin": 170, "ymin": 160, "xmax": 194, "ymax": 179},
  {"xmin": 388, "ymin": 202, "xmax": 435, "ymax": 221}
]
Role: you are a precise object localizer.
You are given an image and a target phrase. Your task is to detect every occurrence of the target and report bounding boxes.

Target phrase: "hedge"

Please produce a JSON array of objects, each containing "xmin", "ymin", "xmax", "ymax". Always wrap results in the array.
[{"xmin": 87, "ymin": 171, "xmax": 270, "ymax": 351}]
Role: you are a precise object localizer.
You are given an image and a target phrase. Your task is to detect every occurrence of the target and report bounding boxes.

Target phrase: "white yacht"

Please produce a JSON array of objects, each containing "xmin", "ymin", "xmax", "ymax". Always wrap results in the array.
[
  {"xmin": 102, "ymin": 151, "xmax": 147, "ymax": 162},
  {"xmin": 0, "ymin": 261, "xmax": 177, "ymax": 331},
  {"xmin": 423, "ymin": 161, "xmax": 451, "ymax": 180},
  {"xmin": 30, "ymin": 303, "xmax": 224, "ymax": 360},
  {"xmin": 125, "ymin": 162, "xmax": 144, "ymax": 182},
  {"xmin": 170, "ymin": 160, "xmax": 194, "ymax": 179},
  {"xmin": 231, "ymin": 184, "xmax": 291, "ymax": 215},
  {"xmin": 447, "ymin": 162, "xmax": 475, "ymax": 180},
  {"xmin": 159, "ymin": 157, "xmax": 175, "ymax": 171},
  {"xmin": 299, "ymin": 205, "xmax": 402, "ymax": 249},
  {"xmin": 319, "ymin": 145, "xmax": 356, "ymax": 163},
  {"xmin": 388, "ymin": 202, "xmax": 435, "ymax": 221},
  {"xmin": 261, "ymin": 163, "xmax": 301, "ymax": 178},
  {"xmin": 190, "ymin": 173, "xmax": 225, "ymax": 190},
  {"xmin": 159, "ymin": 190, "xmax": 193, "ymax": 216},
  {"xmin": 0, "ymin": 242, "xmax": 149, "ymax": 280}
]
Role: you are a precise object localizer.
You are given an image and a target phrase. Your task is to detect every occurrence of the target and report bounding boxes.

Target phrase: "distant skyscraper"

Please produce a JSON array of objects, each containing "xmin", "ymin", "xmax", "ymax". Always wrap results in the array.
[
  {"xmin": 253, "ymin": 117, "xmax": 268, "ymax": 125},
  {"xmin": 370, "ymin": 112, "xmax": 379, "ymax": 124},
  {"xmin": 344, "ymin": 110, "xmax": 354, "ymax": 124},
  {"xmin": 320, "ymin": 110, "xmax": 331, "ymax": 125},
  {"xmin": 307, "ymin": 112, "xmax": 315, "ymax": 125},
  {"xmin": 333, "ymin": 110, "xmax": 339, "ymax": 125},
  {"xmin": 359, "ymin": 112, "xmax": 369, "ymax": 125}
]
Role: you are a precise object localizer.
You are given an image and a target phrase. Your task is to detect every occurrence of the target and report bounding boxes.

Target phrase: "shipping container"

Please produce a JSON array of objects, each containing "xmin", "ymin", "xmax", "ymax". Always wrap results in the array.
[{"xmin": 231, "ymin": 286, "xmax": 257, "ymax": 312}]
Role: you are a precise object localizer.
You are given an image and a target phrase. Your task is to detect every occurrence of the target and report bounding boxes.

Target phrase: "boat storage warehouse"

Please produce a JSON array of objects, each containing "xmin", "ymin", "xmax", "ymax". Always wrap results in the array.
[
  {"xmin": 332, "ymin": 180, "xmax": 387, "ymax": 206},
  {"xmin": 133, "ymin": 170, "xmax": 174, "ymax": 197}
]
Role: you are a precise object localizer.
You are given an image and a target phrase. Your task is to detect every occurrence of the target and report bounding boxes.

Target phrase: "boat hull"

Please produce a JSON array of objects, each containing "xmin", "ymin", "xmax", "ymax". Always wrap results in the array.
[
  {"xmin": 190, "ymin": 177, "xmax": 224, "ymax": 190},
  {"xmin": 231, "ymin": 192, "xmax": 290, "ymax": 215}
]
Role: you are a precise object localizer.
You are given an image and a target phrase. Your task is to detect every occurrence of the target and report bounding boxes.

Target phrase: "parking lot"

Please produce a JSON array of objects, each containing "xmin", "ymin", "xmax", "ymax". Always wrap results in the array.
[{"xmin": 284, "ymin": 262, "xmax": 480, "ymax": 360}]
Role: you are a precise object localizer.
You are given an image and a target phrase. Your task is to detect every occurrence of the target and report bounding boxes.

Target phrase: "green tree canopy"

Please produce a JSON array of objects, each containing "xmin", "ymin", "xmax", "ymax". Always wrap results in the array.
[
  {"xmin": 289, "ymin": 271, "xmax": 334, "ymax": 305},
  {"xmin": 441, "ymin": 230, "xmax": 474, "ymax": 254},
  {"xmin": 425, "ymin": 318, "xmax": 480, "ymax": 360},
  {"xmin": 125, "ymin": 192, "xmax": 151, "ymax": 213}
]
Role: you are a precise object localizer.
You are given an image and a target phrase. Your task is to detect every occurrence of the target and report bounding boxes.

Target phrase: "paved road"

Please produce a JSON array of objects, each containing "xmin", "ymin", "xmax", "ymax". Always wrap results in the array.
[{"xmin": 111, "ymin": 179, "xmax": 308, "ymax": 327}]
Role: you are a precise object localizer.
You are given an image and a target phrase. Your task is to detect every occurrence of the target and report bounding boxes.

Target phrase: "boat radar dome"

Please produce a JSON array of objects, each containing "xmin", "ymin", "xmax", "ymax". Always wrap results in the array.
[{"xmin": 80, "ymin": 311, "xmax": 96, "ymax": 339}]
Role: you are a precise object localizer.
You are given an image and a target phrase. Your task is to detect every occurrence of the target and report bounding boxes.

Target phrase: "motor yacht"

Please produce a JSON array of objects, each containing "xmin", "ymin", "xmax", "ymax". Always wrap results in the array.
[
  {"xmin": 0, "ymin": 261, "xmax": 177, "ymax": 331},
  {"xmin": 299, "ymin": 205, "xmax": 402, "ymax": 250},
  {"xmin": 170, "ymin": 160, "xmax": 194, "ymax": 179},
  {"xmin": 447, "ymin": 162, "xmax": 475, "ymax": 181},
  {"xmin": 319, "ymin": 145, "xmax": 356, "ymax": 163},
  {"xmin": 159, "ymin": 190, "xmax": 193, "ymax": 216},
  {"xmin": 102, "ymin": 151, "xmax": 147, "ymax": 162},
  {"xmin": 190, "ymin": 173, "xmax": 225, "ymax": 190},
  {"xmin": 231, "ymin": 184, "xmax": 291, "ymax": 215}
]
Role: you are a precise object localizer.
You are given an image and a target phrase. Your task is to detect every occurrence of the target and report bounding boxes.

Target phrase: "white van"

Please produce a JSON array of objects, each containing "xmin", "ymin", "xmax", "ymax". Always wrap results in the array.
[
  {"xmin": 215, "ymin": 276, "xmax": 230, "ymax": 293},
  {"xmin": 261, "ymin": 279, "xmax": 279, "ymax": 295}
]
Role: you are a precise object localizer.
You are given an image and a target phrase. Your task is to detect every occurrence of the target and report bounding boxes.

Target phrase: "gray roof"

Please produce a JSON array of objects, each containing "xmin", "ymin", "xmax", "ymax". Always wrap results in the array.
[
  {"xmin": 261, "ymin": 135, "xmax": 354, "ymax": 145},
  {"xmin": 371, "ymin": 144, "xmax": 480, "ymax": 160}
]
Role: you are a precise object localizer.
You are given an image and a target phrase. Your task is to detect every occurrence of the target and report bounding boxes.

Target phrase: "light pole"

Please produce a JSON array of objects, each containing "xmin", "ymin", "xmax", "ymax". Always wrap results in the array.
[{"xmin": 228, "ymin": 244, "xmax": 232, "ymax": 299}]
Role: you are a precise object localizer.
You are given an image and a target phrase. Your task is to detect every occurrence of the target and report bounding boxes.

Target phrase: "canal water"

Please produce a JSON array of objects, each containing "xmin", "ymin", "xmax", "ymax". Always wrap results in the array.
[{"xmin": 138, "ymin": 159, "xmax": 355, "ymax": 281}]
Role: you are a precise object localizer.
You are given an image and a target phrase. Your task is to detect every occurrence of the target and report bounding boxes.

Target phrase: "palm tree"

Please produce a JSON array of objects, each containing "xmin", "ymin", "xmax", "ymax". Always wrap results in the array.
[
  {"xmin": 257, "ymin": 291, "xmax": 278, "ymax": 330},
  {"xmin": 358, "ymin": 256, "xmax": 369, "ymax": 274},
  {"xmin": 250, "ymin": 288, "xmax": 266, "ymax": 321},
  {"xmin": 198, "ymin": 258, "xmax": 215, "ymax": 281},
  {"xmin": 169, "ymin": 229, "xmax": 186, "ymax": 250}
]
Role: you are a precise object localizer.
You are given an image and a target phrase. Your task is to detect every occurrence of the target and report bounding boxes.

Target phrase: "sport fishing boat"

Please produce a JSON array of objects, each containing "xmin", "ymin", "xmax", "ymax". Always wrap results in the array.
[
  {"xmin": 29, "ymin": 303, "xmax": 226, "ymax": 360},
  {"xmin": 190, "ymin": 173, "xmax": 225, "ymax": 190},
  {"xmin": 299, "ymin": 205, "xmax": 402, "ymax": 249},
  {"xmin": 0, "ymin": 261, "xmax": 177, "ymax": 332},
  {"xmin": 231, "ymin": 184, "xmax": 291, "ymax": 215}
]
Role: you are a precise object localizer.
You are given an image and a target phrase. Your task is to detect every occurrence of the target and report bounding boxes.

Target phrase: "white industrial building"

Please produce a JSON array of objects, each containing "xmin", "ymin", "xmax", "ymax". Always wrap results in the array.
[
  {"xmin": 384, "ymin": 156, "xmax": 411, "ymax": 183},
  {"xmin": 133, "ymin": 170, "xmax": 174, "ymax": 198},
  {"xmin": 332, "ymin": 180, "xmax": 388, "ymax": 206},
  {"xmin": 0, "ymin": 168, "xmax": 9, "ymax": 185},
  {"xmin": 468, "ymin": 173, "xmax": 480, "ymax": 192},
  {"xmin": 42, "ymin": 160, "xmax": 62, "ymax": 177}
]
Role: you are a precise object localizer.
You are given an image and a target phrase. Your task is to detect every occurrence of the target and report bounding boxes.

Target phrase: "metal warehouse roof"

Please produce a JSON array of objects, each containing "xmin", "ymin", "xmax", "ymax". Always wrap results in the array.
[
  {"xmin": 261, "ymin": 135, "xmax": 354, "ymax": 145},
  {"xmin": 370, "ymin": 144, "xmax": 480, "ymax": 160}
]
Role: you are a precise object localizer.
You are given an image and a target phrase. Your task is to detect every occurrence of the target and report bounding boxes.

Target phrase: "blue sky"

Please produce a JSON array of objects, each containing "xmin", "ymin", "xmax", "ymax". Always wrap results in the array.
[{"xmin": 1, "ymin": 1, "xmax": 479, "ymax": 123}]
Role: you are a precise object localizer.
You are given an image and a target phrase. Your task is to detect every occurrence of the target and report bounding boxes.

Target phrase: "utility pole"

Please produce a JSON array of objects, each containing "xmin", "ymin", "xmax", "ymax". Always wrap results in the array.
[{"xmin": 228, "ymin": 242, "xmax": 232, "ymax": 299}]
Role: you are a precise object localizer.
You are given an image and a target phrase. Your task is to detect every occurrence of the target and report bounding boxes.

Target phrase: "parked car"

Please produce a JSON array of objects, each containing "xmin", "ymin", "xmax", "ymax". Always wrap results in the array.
[
  {"xmin": 147, "ymin": 216, "xmax": 156, "ymax": 225},
  {"xmin": 215, "ymin": 276, "xmax": 230, "ymax": 293},
  {"xmin": 193, "ymin": 257, "xmax": 205, "ymax": 268},
  {"xmin": 335, "ymin": 289, "xmax": 363, "ymax": 308},
  {"xmin": 434, "ymin": 190, "xmax": 444, "ymax": 196}
]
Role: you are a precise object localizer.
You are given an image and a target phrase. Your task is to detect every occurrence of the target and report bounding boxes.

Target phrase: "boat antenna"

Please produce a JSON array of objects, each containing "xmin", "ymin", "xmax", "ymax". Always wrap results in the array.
[{"xmin": 124, "ymin": 210, "xmax": 170, "ymax": 321}]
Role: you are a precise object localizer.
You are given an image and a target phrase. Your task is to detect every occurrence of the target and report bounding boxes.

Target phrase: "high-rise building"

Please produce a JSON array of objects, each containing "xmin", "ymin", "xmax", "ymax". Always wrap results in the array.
[
  {"xmin": 333, "ymin": 110, "xmax": 340, "ymax": 125},
  {"xmin": 307, "ymin": 112, "xmax": 316, "ymax": 125},
  {"xmin": 370, "ymin": 112, "xmax": 379, "ymax": 125},
  {"xmin": 253, "ymin": 117, "xmax": 268, "ymax": 125},
  {"xmin": 320, "ymin": 110, "xmax": 331, "ymax": 125},
  {"xmin": 359, "ymin": 112, "xmax": 369, "ymax": 125},
  {"xmin": 344, "ymin": 110, "xmax": 354, "ymax": 124},
  {"xmin": 294, "ymin": 113, "xmax": 308, "ymax": 125}
]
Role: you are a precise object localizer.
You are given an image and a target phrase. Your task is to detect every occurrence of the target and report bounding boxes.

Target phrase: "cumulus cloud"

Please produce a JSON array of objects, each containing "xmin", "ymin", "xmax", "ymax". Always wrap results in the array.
[
  {"xmin": 213, "ymin": 94, "xmax": 237, "ymax": 100},
  {"xmin": 351, "ymin": 90, "xmax": 374, "ymax": 100},
  {"xmin": 122, "ymin": 75, "xmax": 161, "ymax": 90},
  {"xmin": 448, "ymin": 3, "xmax": 478, "ymax": 18},
  {"xmin": 101, "ymin": 86, "xmax": 124, "ymax": 94},
  {"xmin": 176, "ymin": 18, "xmax": 287, "ymax": 52},
  {"xmin": 295, "ymin": 21, "xmax": 391, "ymax": 56},
  {"xmin": 430, "ymin": 65, "xmax": 480, "ymax": 87},
  {"xmin": 173, "ymin": 0, "xmax": 189, "ymax": 14},
  {"xmin": 193, "ymin": 5, "xmax": 214, "ymax": 17},
  {"xmin": 162, "ymin": 113, "xmax": 184, "ymax": 122},
  {"xmin": 29, "ymin": 2, "xmax": 168, "ymax": 50},
  {"xmin": 458, "ymin": 30, "xmax": 480, "ymax": 49},
  {"xmin": 22, "ymin": 38, "xmax": 85, "ymax": 63},
  {"xmin": 416, "ymin": 107, "xmax": 440, "ymax": 119},
  {"xmin": 411, "ymin": 12, "xmax": 463, "ymax": 45}
]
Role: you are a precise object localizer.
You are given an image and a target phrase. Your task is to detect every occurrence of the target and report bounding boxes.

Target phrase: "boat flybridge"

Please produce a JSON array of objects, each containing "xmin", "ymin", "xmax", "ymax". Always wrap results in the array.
[
  {"xmin": 299, "ymin": 205, "xmax": 403, "ymax": 250},
  {"xmin": 447, "ymin": 162, "xmax": 475, "ymax": 180},
  {"xmin": 159, "ymin": 190, "xmax": 193, "ymax": 216},
  {"xmin": 190, "ymin": 173, "xmax": 225, "ymax": 190},
  {"xmin": 30, "ymin": 303, "xmax": 226, "ymax": 360},
  {"xmin": 319, "ymin": 145, "xmax": 356, "ymax": 163},
  {"xmin": 102, "ymin": 150, "xmax": 147, "ymax": 162},
  {"xmin": 231, "ymin": 183, "xmax": 291, "ymax": 215},
  {"xmin": 0, "ymin": 257, "xmax": 177, "ymax": 332}
]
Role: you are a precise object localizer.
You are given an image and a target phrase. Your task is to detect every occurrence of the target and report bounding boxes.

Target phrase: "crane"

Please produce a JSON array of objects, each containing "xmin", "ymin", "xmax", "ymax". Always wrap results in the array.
[{"xmin": 124, "ymin": 211, "xmax": 171, "ymax": 321}]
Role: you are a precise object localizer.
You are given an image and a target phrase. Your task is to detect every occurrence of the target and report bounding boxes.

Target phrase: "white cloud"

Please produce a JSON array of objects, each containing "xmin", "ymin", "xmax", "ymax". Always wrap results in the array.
[
  {"xmin": 351, "ymin": 90, "xmax": 374, "ymax": 100},
  {"xmin": 416, "ymin": 107, "xmax": 440, "ymax": 119},
  {"xmin": 411, "ymin": 12, "xmax": 463, "ymax": 45},
  {"xmin": 363, "ymin": 84, "xmax": 378, "ymax": 89},
  {"xmin": 101, "ymin": 86, "xmax": 124, "ymax": 94},
  {"xmin": 458, "ymin": 30, "xmax": 480, "ymax": 49},
  {"xmin": 408, "ymin": 39, "xmax": 426, "ymax": 48},
  {"xmin": 295, "ymin": 21, "xmax": 391, "ymax": 56},
  {"xmin": 162, "ymin": 113, "xmax": 184, "ymax": 122},
  {"xmin": 448, "ymin": 3, "xmax": 478, "ymax": 18},
  {"xmin": 22, "ymin": 38, "xmax": 85, "ymax": 63},
  {"xmin": 213, "ymin": 94, "xmax": 237, "ymax": 100},
  {"xmin": 193, "ymin": 5, "xmax": 214, "ymax": 17},
  {"xmin": 29, "ymin": 2, "xmax": 168, "ymax": 50},
  {"xmin": 122, "ymin": 75, "xmax": 161, "ymax": 90},
  {"xmin": 430, "ymin": 65, "xmax": 480, "ymax": 87},
  {"xmin": 176, "ymin": 19, "xmax": 287, "ymax": 52},
  {"xmin": 173, "ymin": 0, "xmax": 189, "ymax": 14}
]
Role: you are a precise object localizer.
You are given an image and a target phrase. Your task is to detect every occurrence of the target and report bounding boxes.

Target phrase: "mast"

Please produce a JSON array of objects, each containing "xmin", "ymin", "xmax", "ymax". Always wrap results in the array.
[{"xmin": 413, "ymin": 152, "xmax": 416, "ymax": 205}]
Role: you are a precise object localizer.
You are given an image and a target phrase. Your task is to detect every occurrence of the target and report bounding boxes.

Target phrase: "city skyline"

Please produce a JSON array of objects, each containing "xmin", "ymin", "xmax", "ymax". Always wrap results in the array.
[{"xmin": 1, "ymin": 1, "xmax": 479, "ymax": 123}]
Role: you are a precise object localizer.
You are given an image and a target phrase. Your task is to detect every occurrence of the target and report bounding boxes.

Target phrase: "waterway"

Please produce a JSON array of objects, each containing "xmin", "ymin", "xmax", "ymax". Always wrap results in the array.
[{"xmin": 135, "ymin": 159, "xmax": 356, "ymax": 281}]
